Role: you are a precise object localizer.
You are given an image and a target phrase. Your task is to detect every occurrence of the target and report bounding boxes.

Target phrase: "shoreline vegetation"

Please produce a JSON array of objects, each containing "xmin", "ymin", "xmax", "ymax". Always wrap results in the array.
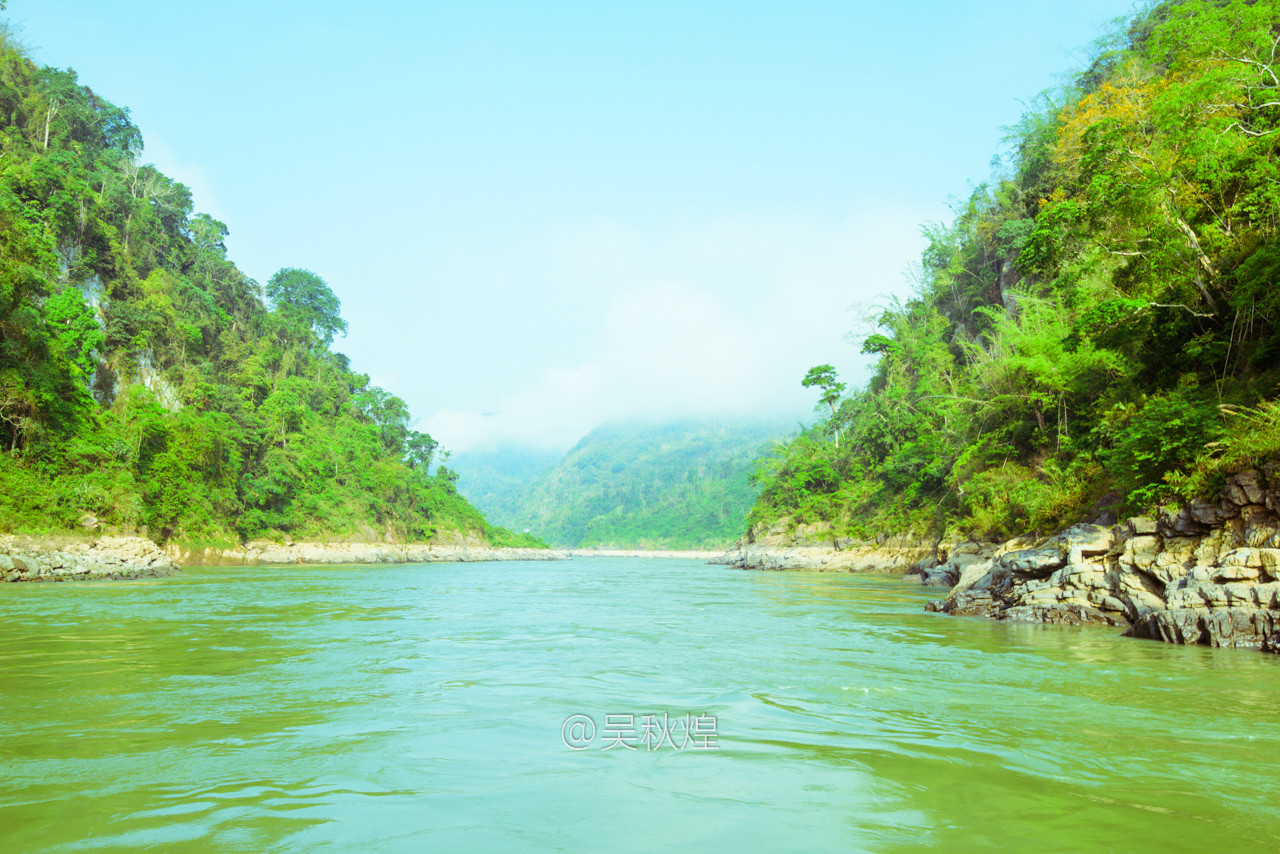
[
  {"xmin": 0, "ymin": 23, "xmax": 541, "ymax": 557},
  {"xmin": 736, "ymin": 1, "xmax": 1280, "ymax": 651}
]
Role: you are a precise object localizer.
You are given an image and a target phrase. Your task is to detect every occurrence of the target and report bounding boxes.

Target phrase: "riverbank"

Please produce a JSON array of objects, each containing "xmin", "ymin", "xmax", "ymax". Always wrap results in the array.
[
  {"xmin": 0, "ymin": 535, "xmax": 566, "ymax": 581},
  {"xmin": 169, "ymin": 540, "xmax": 567, "ymax": 566},
  {"xmin": 929, "ymin": 469, "xmax": 1280, "ymax": 652},
  {"xmin": 718, "ymin": 523, "xmax": 933, "ymax": 573},
  {"xmin": 724, "ymin": 468, "xmax": 1280, "ymax": 652},
  {"xmin": 566, "ymin": 548, "xmax": 727, "ymax": 560},
  {"xmin": 0, "ymin": 535, "xmax": 179, "ymax": 582}
]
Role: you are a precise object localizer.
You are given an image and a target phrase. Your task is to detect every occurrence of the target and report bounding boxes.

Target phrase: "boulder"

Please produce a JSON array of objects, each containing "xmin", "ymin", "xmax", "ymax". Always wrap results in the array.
[
  {"xmin": 1241, "ymin": 505, "xmax": 1280, "ymax": 548},
  {"xmin": 1212, "ymin": 563, "xmax": 1261, "ymax": 582},
  {"xmin": 1223, "ymin": 470, "xmax": 1265, "ymax": 506},
  {"xmin": 1119, "ymin": 535, "xmax": 1162, "ymax": 571},
  {"xmin": 918, "ymin": 568, "xmax": 954, "ymax": 587},
  {"xmin": 1161, "ymin": 505, "xmax": 1214, "ymax": 536},
  {"xmin": 999, "ymin": 547, "xmax": 1065, "ymax": 576},
  {"xmin": 1059, "ymin": 523, "xmax": 1113, "ymax": 558}
]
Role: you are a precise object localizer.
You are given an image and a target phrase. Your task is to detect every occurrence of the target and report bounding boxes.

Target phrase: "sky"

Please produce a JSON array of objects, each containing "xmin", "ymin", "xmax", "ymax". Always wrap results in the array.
[{"xmin": 13, "ymin": 0, "xmax": 1142, "ymax": 453}]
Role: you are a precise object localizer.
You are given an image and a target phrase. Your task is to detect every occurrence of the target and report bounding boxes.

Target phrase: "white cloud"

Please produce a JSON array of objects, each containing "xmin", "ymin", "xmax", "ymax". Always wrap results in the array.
[{"xmin": 421, "ymin": 205, "xmax": 935, "ymax": 453}]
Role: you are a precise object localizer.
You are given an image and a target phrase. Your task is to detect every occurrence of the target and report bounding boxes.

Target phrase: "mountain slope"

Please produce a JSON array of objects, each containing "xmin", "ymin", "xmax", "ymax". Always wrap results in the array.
[{"xmin": 0, "ymin": 27, "xmax": 535, "ymax": 548}]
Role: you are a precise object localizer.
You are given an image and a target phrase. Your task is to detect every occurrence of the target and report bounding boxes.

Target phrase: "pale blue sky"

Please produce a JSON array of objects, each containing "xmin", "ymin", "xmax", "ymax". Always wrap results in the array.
[{"xmin": 14, "ymin": 0, "xmax": 1141, "ymax": 451}]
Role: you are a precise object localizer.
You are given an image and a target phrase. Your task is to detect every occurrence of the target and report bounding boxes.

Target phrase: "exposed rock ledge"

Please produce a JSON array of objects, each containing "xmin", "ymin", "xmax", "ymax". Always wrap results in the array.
[
  {"xmin": 0, "ymin": 535, "xmax": 179, "ymax": 582},
  {"xmin": 0, "ymin": 534, "xmax": 565, "ymax": 580},
  {"xmin": 719, "ymin": 522, "xmax": 933, "ymax": 573},
  {"xmin": 924, "ymin": 467, "xmax": 1280, "ymax": 652},
  {"xmin": 724, "ymin": 469, "xmax": 1280, "ymax": 652},
  {"xmin": 167, "ymin": 540, "xmax": 567, "ymax": 566}
]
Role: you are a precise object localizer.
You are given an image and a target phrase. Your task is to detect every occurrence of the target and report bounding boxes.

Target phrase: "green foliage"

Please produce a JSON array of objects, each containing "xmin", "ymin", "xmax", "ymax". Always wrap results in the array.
[
  {"xmin": 0, "ymin": 38, "xmax": 531, "ymax": 550},
  {"xmin": 749, "ymin": 0, "xmax": 1280, "ymax": 540},
  {"xmin": 749, "ymin": 430, "xmax": 846, "ymax": 526},
  {"xmin": 265, "ymin": 267, "xmax": 348, "ymax": 347},
  {"xmin": 1098, "ymin": 380, "xmax": 1224, "ymax": 508}
]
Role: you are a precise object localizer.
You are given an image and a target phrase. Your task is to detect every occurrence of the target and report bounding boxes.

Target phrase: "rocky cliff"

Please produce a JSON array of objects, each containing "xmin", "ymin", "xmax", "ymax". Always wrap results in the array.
[
  {"xmin": 723, "ymin": 469, "xmax": 1280, "ymax": 653},
  {"xmin": 928, "ymin": 468, "xmax": 1280, "ymax": 652}
]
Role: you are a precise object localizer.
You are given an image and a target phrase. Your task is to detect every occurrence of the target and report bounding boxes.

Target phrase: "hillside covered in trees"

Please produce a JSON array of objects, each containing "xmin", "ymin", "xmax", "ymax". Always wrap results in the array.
[
  {"xmin": 751, "ymin": 0, "xmax": 1280, "ymax": 542},
  {"xmin": 0, "ymin": 21, "xmax": 536, "ymax": 548},
  {"xmin": 456, "ymin": 420, "xmax": 787, "ymax": 549}
]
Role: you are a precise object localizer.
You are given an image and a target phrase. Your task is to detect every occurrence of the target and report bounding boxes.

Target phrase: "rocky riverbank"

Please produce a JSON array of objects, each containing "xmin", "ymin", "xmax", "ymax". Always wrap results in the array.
[
  {"xmin": 726, "ymin": 469, "xmax": 1280, "ymax": 653},
  {"xmin": 920, "ymin": 468, "xmax": 1280, "ymax": 652},
  {"xmin": 0, "ymin": 535, "xmax": 179, "ymax": 582},
  {"xmin": 168, "ymin": 540, "xmax": 567, "ymax": 565},
  {"xmin": 718, "ymin": 522, "xmax": 933, "ymax": 573},
  {"xmin": 0, "ymin": 533, "xmax": 566, "ymax": 580}
]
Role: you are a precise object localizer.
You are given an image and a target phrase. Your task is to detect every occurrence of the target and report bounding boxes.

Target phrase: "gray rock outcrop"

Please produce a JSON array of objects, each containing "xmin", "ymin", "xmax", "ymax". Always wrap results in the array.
[
  {"xmin": 935, "ymin": 469, "xmax": 1280, "ymax": 651},
  {"xmin": 0, "ymin": 535, "xmax": 179, "ymax": 582},
  {"xmin": 719, "ymin": 520, "xmax": 934, "ymax": 573}
]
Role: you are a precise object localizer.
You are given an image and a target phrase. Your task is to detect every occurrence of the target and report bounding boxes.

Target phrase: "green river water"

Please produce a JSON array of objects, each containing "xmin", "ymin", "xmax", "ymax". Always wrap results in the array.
[{"xmin": 1, "ymin": 557, "xmax": 1278, "ymax": 852}]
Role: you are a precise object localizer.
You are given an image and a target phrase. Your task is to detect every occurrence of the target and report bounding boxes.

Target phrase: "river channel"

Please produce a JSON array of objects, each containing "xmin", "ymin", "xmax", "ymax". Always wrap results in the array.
[{"xmin": 2, "ymin": 557, "xmax": 1277, "ymax": 851}]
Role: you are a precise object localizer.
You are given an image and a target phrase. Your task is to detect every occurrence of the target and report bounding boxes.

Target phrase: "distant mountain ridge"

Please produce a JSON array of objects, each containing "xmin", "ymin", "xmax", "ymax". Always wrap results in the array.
[{"xmin": 453, "ymin": 419, "xmax": 794, "ymax": 549}]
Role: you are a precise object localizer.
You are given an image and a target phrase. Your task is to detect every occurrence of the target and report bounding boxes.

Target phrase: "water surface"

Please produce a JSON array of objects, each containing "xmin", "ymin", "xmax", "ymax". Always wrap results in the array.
[{"xmin": 2, "ymin": 558, "xmax": 1277, "ymax": 852}]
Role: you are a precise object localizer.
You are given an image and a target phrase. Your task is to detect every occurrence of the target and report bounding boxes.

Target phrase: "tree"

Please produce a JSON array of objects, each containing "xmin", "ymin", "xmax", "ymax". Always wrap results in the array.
[
  {"xmin": 405, "ymin": 430, "xmax": 438, "ymax": 471},
  {"xmin": 802, "ymin": 364, "xmax": 846, "ymax": 447},
  {"xmin": 351, "ymin": 384, "xmax": 410, "ymax": 454},
  {"xmin": 265, "ymin": 267, "xmax": 348, "ymax": 346}
]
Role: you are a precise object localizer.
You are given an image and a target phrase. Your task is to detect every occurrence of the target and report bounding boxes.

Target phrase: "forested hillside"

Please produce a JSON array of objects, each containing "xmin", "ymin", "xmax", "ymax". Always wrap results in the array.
[
  {"xmin": 0, "ymin": 23, "xmax": 535, "ymax": 547},
  {"xmin": 751, "ymin": 0, "xmax": 1280, "ymax": 541},
  {"xmin": 450, "ymin": 446, "xmax": 562, "ymax": 527},
  {"xmin": 463, "ymin": 420, "xmax": 788, "ymax": 549}
]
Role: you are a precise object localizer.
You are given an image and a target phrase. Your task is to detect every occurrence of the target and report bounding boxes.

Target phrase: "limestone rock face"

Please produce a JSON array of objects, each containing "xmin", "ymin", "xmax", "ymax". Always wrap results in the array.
[
  {"xmin": 720, "ymin": 520, "xmax": 936, "ymax": 573},
  {"xmin": 938, "ymin": 468, "xmax": 1280, "ymax": 652},
  {"xmin": 0, "ymin": 535, "xmax": 179, "ymax": 582}
]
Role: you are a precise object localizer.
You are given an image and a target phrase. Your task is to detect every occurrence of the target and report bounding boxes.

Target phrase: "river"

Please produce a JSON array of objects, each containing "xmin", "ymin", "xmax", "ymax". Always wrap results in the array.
[{"xmin": 1, "ymin": 557, "xmax": 1277, "ymax": 852}]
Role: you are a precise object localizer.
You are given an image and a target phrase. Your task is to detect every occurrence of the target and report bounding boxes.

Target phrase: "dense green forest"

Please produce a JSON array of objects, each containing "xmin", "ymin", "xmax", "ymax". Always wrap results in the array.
[
  {"xmin": 0, "ymin": 21, "xmax": 537, "ymax": 548},
  {"xmin": 751, "ymin": 0, "xmax": 1280, "ymax": 541},
  {"xmin": 457, "ymin": 421, "xmax": 788, "ymax": 549}
]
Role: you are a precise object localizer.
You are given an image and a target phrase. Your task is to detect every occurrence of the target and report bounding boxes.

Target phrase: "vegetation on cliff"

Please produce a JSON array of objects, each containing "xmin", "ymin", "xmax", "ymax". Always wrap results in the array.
[
  {"xmin": 751, "ymin": 0, "xmax": 1280, "ymax": 541},
  {"xmin": 0, "ymin": 24, "xmax": 538, "ymax": 548}
]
